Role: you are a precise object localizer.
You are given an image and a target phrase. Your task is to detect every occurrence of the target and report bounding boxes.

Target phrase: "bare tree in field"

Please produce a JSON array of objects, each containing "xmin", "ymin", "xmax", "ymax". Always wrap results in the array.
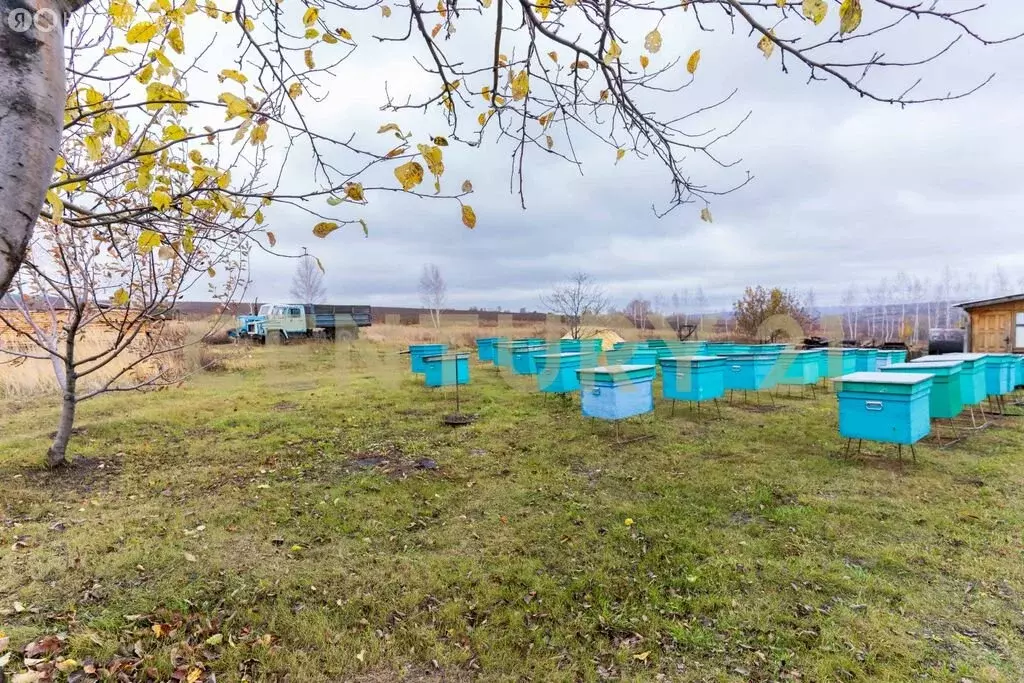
[
  {"xmin": 2, "ymin": 0, "xmax": 1021, "ymax": 299},
  {"xmin": 841, "ymin": 286, "xmax": 858, "ymax": 341},
  {"xmin": 540, "ymin": 272, "xmax": 609, "ymax": 340},
  {"xmin": 419, "ymin": 264, "xmax": 448, "ymax": 329},
  {"xmin": 695, "ymin": 287, "xmax": 709, "ymax": 336},
  {"xmin": 0, "ymin": 215, "xmax": 246, "ymax": 467},
  {"xmin": 290, "ymin": 253, "xmax": 327, "ymax": 304}
]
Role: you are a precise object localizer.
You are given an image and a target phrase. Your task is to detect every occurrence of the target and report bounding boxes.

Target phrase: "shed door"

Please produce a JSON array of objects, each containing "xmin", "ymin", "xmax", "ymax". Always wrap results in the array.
[{"xmin": 974, "ymin": 311, "xmax": 1011, "ymax": 352}]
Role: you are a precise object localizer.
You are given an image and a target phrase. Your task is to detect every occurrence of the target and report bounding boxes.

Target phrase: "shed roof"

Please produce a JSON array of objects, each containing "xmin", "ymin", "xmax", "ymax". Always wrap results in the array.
[{"xmin": 956, "ymin": 293, "xmax": 1024, "ymax": 310}]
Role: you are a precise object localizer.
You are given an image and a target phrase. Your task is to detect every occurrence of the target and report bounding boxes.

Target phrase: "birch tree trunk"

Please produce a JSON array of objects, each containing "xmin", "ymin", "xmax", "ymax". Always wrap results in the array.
[
  {"xmin": 0, "ymin": 0, "xmax": 79, "ymax": 297},
  {"xmin": 47, "ymin": 338, "xmax": 76, "ymax": 467}
]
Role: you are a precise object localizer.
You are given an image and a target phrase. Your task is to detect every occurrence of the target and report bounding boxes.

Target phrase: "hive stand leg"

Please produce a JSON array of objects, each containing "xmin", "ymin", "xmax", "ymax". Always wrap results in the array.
[
  {"xmin": 671, "ymin": 400, "xmax": 676, "ymax": 417},
  {"xmin": 843, "ymin": 439, "xmax": 852, "ymax": 459},
  {"xmin": 897, "ymin": 444, "xmax": 903, "ymax": 463},
  {"xmin": 857, "ymin": 439, "xmax": 863, "ymax": 455},
  {"xmin": 714, "ymin": 399, "xmax": 722, "ymax": 419},
  {"xmin": 911, "ymin": 444, "xmax": 917, "ymax": 462}
]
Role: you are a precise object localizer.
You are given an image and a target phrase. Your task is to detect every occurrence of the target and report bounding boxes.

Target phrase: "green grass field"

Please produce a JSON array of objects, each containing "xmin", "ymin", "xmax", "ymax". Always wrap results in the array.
[{"xmin": 3, "ymin": 343, "xmax": 1024, "ymax": 682}]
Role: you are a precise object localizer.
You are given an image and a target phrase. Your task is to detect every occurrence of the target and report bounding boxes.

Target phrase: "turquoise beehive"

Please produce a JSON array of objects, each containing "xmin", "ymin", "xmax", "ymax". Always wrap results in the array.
[
  {"xmin": 853, "ymin": 348, "xmax": 879, "ymax": 372},
  {"xmin": 1016, "ymin": 355, "xmax": 1024, "ymax": 388},
  {"xmin": 722, "ymin": 353, "xmax": 779, "ymax": 391},
  {"xmin": 536, "ymin": 352, "xmax": 584, "ymax": 393},
  {"xmin": 705, "ymin": 342, "xmax": 736, "ymax": 355},
  {"xmin": 835, "ymin": 372, "xmax": 933, "ymax": 445},
  {"xmin": 475, "ymin": 337, "xmax": 503, "ymax": 363},
  {"xmin": 775, "ymin": 349, "xmax": 823, "ymax": 386},
  {"xmin": 659, "ymin": 355, "xmax": 725, "ymax": 403},
  {"xmin": 984, "ymin": 354, "xmax": 1017, "ymax": 395},
  {"xmin": 422, "ymin": 353, "xmax": 470, "ymax": 387},
  {"xmin": 824, "ymin": 349, "xmax": 858, "ymax": 378},
  {"xmin": 882, "ymin": 361, "xmax": 963, "ymax": 419},
  {"xmin": 877, "ymin": 350, "xmax": 907, "ymax": 368},
  {"xmin": 511, "ymin": 344, "xmax": 547, "ymax": 375},
  {"xmin": 606, "ymin": 348, "xmax": 659, "ymax": 366},
  {"xmin": 912, "ymin": 354, "xmax": 988, "ymax": 405},
  {"xmin": 409, "ymin": 344, "xmax": 448, "ymax": 373},
  {"xmin": 577, "ymin": 365, "xmax": 657, "ymax": 420}
]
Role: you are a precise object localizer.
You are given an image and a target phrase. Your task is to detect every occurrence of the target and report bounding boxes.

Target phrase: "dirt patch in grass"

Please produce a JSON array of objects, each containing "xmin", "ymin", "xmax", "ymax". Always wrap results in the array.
[
  {"xmin": 272, "ymin": 401, "xmax": 299, "ymax": 412},
  {"xmin": 341, "ymin": 442, "xmax": 442, "ymax": 479},
  {"xmin": 2, "ymin": 454, "xmax": 122, "ymax": 496}
]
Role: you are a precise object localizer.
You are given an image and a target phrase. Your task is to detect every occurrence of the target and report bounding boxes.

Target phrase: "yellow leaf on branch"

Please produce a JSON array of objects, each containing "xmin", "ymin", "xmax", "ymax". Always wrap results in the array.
[
  {"xmin": 138, "ymin": 230, "xmax": 162, "ymax": 252},
  {"xmin": 302, "ymin": 6, "xmax": 318, "ymax": 26},
  {"xmin": 548, "ymin": 51, "xmax": 558, "ymax": 62},
  {"xmin": 218, "ymin": 92, "xmax": 251, "ymax": 119},
  {"xmin": 304, "ymin": 49, "xmax": 315, "ymax": 69},
  {"xmin": 803, "ymin": 0, "xmax": 827, "ymax": 24},
  {"xmin": 381, "ymin": 5, "xmax": 391, "ymax": 16},
  {"xmin": 686, "ymin": 49, "xmax": 700, "ymax": 74},
  {"xmin": 108, "ymin": 0, "xmax": 135, "ymax": 27},
  {"xmin": 417, "ymin": 144, "xmax": 444, "ymax": 178},
  {"xmin": 313, "ymin": 222, "xmax": 339, "ymax": 238},
  {"xmin": 461, "ymin": 204, "xmax": 476, "ymax": 229},
  {"xmin": 536, "ymin": 0, "xmax": 550, "ymax": 20},
  {"xmin": 644, "ymin": 29, "xmax": 662, "ymax": 53},
  {"xmin": 757, "ymin": 32, "xmax": 775, "ymax": 58},
  {"xmin": 394, "ymin": 161, "xmax": 424, "ymax": 190},
  {"xmin": 167, "ymin": 27, "xmax": 185, "ymax": 53},
  {"xmin": 126, "ymin": 21, "xmax": 159, "ymax": 43},
  {"xmin": 603, "ymin": 40, "xmax": 621, "ymax": 65},
  {"xmin": 640, "ymin": 55, "xmax": 649, "ymax": 69},
  {"xmin": 700, "ymin": 207, "xmax": 713, "ymax": 223},
  {"xmin": 839, "ymin": 0, "xmax": 861, "ymax": 35},
  {"xmin": 615, "ymin": 148, "xmax": 626, "ymax": 163},
  {"xmin": 249, "ymin": 122, "xmax": 268, "ymax": 145},
  {"xmin": 112, "ymin": 288, "xmax": 130, "ymax": 306},
  {"xmin": 151, "ymin": 189, "xmax": 172, "ymax": 210},
  {"xmin": 218, "ymin": 69, "xmax": 247, "ymax": 84},
  {"xmin": 511, "ymin": 70, "xmax": 530, "ymax": 100},
  {"xmin": 45, "ymin": 190, "xmax": 64, "ymax": 225},
  {"xmin": 345, "ymin": 183, "xmax": 365, "ymax": 201}
]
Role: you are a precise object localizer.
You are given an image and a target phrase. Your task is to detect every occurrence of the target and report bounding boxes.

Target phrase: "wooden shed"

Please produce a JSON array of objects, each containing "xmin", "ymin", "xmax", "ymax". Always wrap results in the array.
[{"xmin": 957, "ymin": 293, "xmax": 1024, "ymax": 353}]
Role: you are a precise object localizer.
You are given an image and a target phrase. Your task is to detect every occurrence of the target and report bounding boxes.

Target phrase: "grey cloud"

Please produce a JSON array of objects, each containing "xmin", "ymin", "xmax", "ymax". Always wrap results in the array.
[{"xmin": 246, "ymin": 4, "xmax": 1024, "ymax": 312}]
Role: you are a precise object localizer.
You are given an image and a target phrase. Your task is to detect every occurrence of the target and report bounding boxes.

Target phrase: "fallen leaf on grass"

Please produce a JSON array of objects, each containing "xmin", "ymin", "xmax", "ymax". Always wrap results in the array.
[
  {"xmin": 184, "ymin": 552, "xmax": 197, "ymax": 562},
  {"xmin": 205, "ymin": 633, "xmax": 223, "ymax": 646},
  {"xmin": 633, "ymin": 650, "xmax": 650, "ymax": 662}
]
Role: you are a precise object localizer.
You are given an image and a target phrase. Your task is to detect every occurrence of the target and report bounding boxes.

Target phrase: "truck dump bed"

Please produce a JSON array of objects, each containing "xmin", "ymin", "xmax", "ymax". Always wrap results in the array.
[{"xmin": 308, "ymin": 305, "xmax": 372, "ymax": 327}]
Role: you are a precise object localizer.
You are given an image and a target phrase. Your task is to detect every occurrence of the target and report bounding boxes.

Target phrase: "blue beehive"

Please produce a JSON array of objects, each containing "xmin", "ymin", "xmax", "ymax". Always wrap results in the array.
[
  {"xmin": 984, "ymin": 354, "xmax": 1015, "ymax": 396},
  {"xmin": 577, "ymin": 365, "xmax": 657, "ymax": 420},
  {"xmin": 422, "ymin": 353, "xmax": 470, "ymax": 387},
  {"xmin": 606, "ymin": 348, "xmax": 659, "ymax": 366},
  {"xmin": 556, "ymin": 339, "xmax": 582, "ymax": 353},
  {"xmin": 835, "ymin": 372, "xmax": 933, "ymax": 445},
  {"xmin": 705, "ymin": 342, "xmax": 737, "ymax": 356},
  {"xmin": 495, "ymin": 339, "xmax": 535, "ymax": 368},
  {"xmin": 824, "ymin": 349, "xmax": 857, "ymax": 378},
  {"xmin": 1016, "ymin": 355, "xmax": 1024, "ymax": 388},
  {"xmin": 722, "ymin": 353, "xmax": 779, "ymax": 391},
  {"xmin": 853, "ymin": 349, "xmax": 879, "ymax": 372},
  {"xmin": 475, "ymin": 337, "xmax": 503, "ymax": 363},
  {"xmin": 877, "ymin": 350, "xmax": 907, "ymax": 368},
  {"xmin": 882, "ymin": 361, "xmax": 963, "ymax": 419},
  {"xmin": 409, "ymin": 344, "xmax": 448, "ymax": 373},
  {"xmin": 536, "ymin": 352, "xmax": 584, "ymax": 393},
  {"xmin": 511, "ymin": 345, "xmax": 547, "ymax": 375},
  {"xmin": 913, "ymin": 354, "xmax": 988, "ymax": 405},
  {"xmin": 659, "ymin": 355, "xmax": 725, "ymax": 403},
  {"xmin": 775, "ymin": 350, "xmax": 823, "ymax": 386}
]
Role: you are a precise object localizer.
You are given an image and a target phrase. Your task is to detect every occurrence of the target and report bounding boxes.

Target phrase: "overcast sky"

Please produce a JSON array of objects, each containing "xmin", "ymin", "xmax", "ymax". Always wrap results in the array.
[{"xmin": 242, "ymin": 2, "xmax": 1024, "ymax": 312}]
